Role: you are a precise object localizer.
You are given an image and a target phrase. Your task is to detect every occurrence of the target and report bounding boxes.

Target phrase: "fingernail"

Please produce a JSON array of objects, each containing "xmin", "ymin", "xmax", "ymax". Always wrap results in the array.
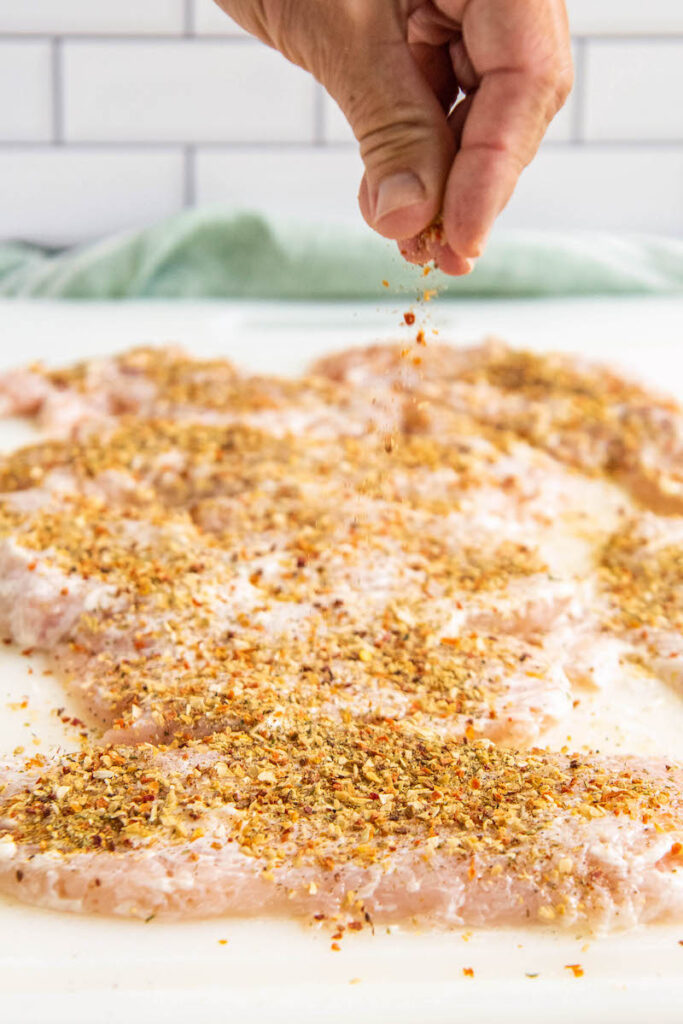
[{"xmin": 374, "ymin": 172, "xmax": 426, "ymax": 223}]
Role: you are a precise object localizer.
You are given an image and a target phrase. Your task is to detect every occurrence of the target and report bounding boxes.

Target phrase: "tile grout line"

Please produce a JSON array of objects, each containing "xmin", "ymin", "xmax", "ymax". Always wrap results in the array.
[
  {"xmin": 51, "ymin": 36, "xmax": 64, "ymax": 144},
  {"xmin": 0, "ymin": 32, "xmax": 261, "ymax": 44},
  {"xmin": 572, "ymin": 37, "xmax": 587, "ymax": 144},
  {"xmin": 313, "ymin": 83, "xmax": 326, "ymax": 146},
  {"xmin": 0, "ymin": 30, "xmax": 681, "ymax": 42},
  {"xmin": 183, "ymin": 145, "xmax": 196, "ymax": 206},
  {"xmin": 183, "ymin": 0, "xmax": 194, "ymax": 36},
  {"xmin": 1, "ymin": 139, "xmax": 682, "ymax": 151}
]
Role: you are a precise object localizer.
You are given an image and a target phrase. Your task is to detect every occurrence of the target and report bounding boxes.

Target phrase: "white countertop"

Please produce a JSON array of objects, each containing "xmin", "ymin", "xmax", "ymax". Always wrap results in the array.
[{"xmin": 0, "ymin": 295, "xmax": 682, "ymax": 1024}]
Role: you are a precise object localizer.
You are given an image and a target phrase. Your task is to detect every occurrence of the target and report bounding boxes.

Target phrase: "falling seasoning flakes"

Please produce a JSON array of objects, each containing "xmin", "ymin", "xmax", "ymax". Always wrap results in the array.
[
  {"xmin": 462, "ymin": 967, "xmax": 475, "ymax": 978},
  {"xmin": 217, "ymin": 939, "xmax": 228, "ymax": 946},
  {"xmin": 525, "ymin": 973, "xmax": 539, "ymax": 979},
  {"xmin": 403, "ymin": 311, "xmax": 416, "ymax": 326},
  {"xmin": 565, "ymin": 964, "xmax": 584, "ymax": 978}
]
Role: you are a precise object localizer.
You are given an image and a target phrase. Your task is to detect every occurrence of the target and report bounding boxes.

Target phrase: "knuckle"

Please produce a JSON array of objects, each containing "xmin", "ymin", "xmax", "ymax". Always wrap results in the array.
[
  {"xmin": 554, "ymin": 62, "xmax": 575, "ymax": 107},
  {"xmin": 357, "ymin": 114, "xmax": 432, "ymax": 168},
  {"xmin": 530, "ymin": 57, "xmax": 574, "ymax": 121},
  {"xmin": 342, "ymin": 0, "xmax": 399, "ymax": 36}
]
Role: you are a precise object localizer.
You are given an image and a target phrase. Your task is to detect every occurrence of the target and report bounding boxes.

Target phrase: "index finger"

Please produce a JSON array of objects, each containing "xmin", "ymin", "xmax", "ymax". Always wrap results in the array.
[{"xmin": 439, "ymin": 0, "xmax": 573, "ymax": 258}]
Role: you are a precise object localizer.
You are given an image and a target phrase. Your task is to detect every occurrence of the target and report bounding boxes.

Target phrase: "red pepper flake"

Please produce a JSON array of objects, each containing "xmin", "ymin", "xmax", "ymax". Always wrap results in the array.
[
  {"xmin": 331, "ymin": 942, "xmax": 341, "ymax": 952},
  {"xmin": 565, "ymin": 964, "xmax": 584, "ymax": 978},
  {"xmin": 462, "ymin": 967, "xmax": 474, "ymax": 978},
  {"xmin": 27, "ymin": 562, "xmax": 36, "ymax": 572},
  {"xmin": 381, "ymin": 279, "xmax": 389, "ymax": 288},
  {"xmin": 671, "ymin": 842, "xmax": 682, "ymax": 856},
  {"xmin": 403, "ymin": 312, "xmax": 416, "ymax": 326},
  {"xmin": 416, "ymin": 329, "xmax": 426, "ymax": 346}
]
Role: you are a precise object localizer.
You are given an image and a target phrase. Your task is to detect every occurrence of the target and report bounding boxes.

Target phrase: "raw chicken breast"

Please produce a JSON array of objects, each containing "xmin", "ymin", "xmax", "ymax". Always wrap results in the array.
[
  {"xmin": 1, "ymin": 727, "xmax": 681, "ymax": 929},
  {"xmin": 0, "ymin": 340, "xmax": 680, "ymax": 931}
]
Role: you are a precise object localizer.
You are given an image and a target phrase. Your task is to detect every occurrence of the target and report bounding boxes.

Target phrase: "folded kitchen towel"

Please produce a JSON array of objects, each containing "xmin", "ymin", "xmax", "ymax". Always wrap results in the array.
[{"xmin": 1, "ymin": 207, "xmax": 682, "ymax": 300}]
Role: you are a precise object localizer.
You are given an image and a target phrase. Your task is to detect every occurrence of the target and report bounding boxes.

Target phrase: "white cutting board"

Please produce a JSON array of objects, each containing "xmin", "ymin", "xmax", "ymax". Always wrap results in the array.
[{"xmin": 1, "ymin": 296, "xmax": 683, "ymax": 1024}]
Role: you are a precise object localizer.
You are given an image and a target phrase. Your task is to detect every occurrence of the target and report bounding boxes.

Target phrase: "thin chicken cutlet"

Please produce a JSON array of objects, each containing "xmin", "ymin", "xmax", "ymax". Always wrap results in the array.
[{"xmin": 0, "ymin": 341, "xmax": 681, "ymax": 929}]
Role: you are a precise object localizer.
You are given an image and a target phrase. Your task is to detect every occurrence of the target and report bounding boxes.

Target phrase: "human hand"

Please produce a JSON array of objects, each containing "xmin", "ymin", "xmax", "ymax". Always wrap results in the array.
[{"xmin": 215, "ymin": 1, "xmax": 573, "ymax": 275}]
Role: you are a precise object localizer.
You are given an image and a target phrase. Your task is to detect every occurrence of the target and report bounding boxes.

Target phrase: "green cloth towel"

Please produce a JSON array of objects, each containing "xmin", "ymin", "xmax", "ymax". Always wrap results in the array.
[{"xmin": 1, "ymin": 207, "xmax": 683, "ymax": 300}]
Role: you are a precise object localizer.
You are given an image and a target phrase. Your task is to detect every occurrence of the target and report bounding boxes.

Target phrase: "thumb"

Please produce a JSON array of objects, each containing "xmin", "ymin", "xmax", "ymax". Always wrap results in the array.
[{"xmin": 329, "ymin": 39, "xmax": 456, "ymax": 241}]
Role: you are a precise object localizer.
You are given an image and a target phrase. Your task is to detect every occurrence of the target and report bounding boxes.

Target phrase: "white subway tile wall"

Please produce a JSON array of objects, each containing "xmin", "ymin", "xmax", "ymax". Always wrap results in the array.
[
  {"xmin": 0, "ymin": 41, "xmax": 52, "ymax": 142},
  {"xmin": 0, "ymin": 0, "xmax": 681, "ymax": 245},
  {"xmin": 0, "ymin": 149, "xmax": 184, "ymax": 246},
  {"xmin": 63, "ymin": 42, "xmax": 316, "ymax": 143},
  {"xmin": 499, "ymin": 147, "xmax": 683, "ymax": 235},
  {"xmin": 585, "ymin": 41, "xmax": 683, "ymax": 141},
  {"xmin": 192, "ymin": 3, "xmax": 247, "ymax": 35},
  {"xmin": 566, "ymin": 0, "xmax": 683, "ymax": 35},
  {"xmin": 0, "ymin": 1, "xmax": 185, "ymax": 35},
  {"xmin": 196, "ymin": 148, "xmax": 365, "ymax": 225}
]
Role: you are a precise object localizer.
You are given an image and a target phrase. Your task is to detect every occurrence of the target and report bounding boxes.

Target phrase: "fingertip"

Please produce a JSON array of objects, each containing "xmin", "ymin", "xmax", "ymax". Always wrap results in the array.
[
  {"xmin": 394, "ymin": 238, "xmax": 475, "ymax": 277},
  {"xmin": 442, "ymin": 215, "xmax": 489, "ymax": 262},
  {"xmin": 432, "ymin": 246, "xmax": 474, "ymax": 277}
]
